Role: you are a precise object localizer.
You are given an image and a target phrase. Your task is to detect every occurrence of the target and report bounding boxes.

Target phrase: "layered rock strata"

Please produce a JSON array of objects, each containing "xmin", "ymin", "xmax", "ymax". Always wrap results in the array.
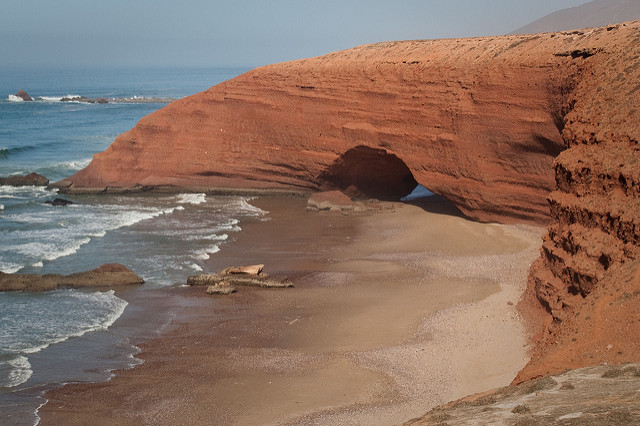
[
  {"xmin": 526, "ymin": 22, "xmax": 640, "ymax": 322},
  {"xmin": 54, "ymin": 28, "xmax": 599, "ymax": 224},
  {"xmin": 54, "ymin": 22, "xmax": 640, "ymax": 378},
  {"xmin": 518, "ymin": 21, "xmax": 640, "ymax": 379}
]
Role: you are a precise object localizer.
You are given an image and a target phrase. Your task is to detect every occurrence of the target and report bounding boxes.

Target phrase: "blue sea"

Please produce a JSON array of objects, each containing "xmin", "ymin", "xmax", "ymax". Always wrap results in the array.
[{"xmin": 0, "ymin": 67, "xmax": 272, "ymax": 424}]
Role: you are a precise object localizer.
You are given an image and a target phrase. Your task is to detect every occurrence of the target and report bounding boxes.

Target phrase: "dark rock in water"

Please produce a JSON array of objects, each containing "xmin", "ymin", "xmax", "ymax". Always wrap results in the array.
[
  {"xmin": 45, "ymin": 198, "xmax": 75, "ymax": 206},
  {"xmin": 60, "ymin": 96, "xmax": 109, "ymax": 104},
  {"xmin": 0, "ymin": 263, "xmax": 145, "ymax": 292},
  {"xmin": 16, "ymin": 90, "xmax": 33, "ymax": 101},
  {"xmin": 0, "ymin": 172, "xmax": 49, "ymax": 186}
]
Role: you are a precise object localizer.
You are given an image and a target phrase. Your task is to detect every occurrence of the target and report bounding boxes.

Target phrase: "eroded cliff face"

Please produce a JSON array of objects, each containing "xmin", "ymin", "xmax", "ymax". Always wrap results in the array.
[
  {"xmin": 56, "ymin": 30, "xmax": 588, "ymax": 224},
  {"xmin": 518, "ymin": 22, "xmax": 640, "ymax": 381},
  {"xmin": 528, "ymin": 24, "xmax": 640, "ymax": 318}
]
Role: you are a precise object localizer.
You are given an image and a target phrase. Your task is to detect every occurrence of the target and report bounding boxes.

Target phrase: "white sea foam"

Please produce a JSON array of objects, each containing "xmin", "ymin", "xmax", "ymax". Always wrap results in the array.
[
  {"xmin": 234, "ymin": 198, "xmax": 268, "ymax": 216},
  {"xmin": 11, "ymin": 238, "xmax": 93, "ymax": 263},
  {"xmin": 177, "ymin": 193, "xmax": 206, "ymax": 205},
  {"xmin": 48, "ymin": 237, "xmax": 91, "ymax": 261},
  {"xmin": 0, "ymin": 290, "xmax": 129, "ymax": 356},
  {"xmin": 64, "ymin": 290, "xmax": 129, "ymax": 333},
  {"xmin": 115, "ymin": 206, "xmax": 177, "ymax": 228},
  {"xmin": 210, "ymin": 233, "xmax": 229, "ymax": 241},
  {"xmin": 39, "ymin": 95, "xmax": 81, "ymax": 102},
  {"xmin": 193, "ymin": 252, "xmax": 210, "ymax": 261},
  {"xmin": 7, "ymin": 94, "xmax": 23, "ymax": 102},
  {"xmin": 174, "ymin": 231, "xmax": 230, "ymax": 242},
  {"xmin": 0, "ymin": 184, "xmax": 50, "ymax": 198},
  {"xmin": 34, "ymin": 401, "xmax": 47, "ymax": 426},
  {"xmin": 217, "ymin": 218, "xmax": 242, "ymax": 232},
  {"xmin": 53, "ymin": 158, "xmax": 92, "ymax": 171},
  {"xmin": 4, "ymin": 356, "xmax": 33, "ymax": 388},
  {"xmin": 190, "ymin": 263, "xmax": 203, "ymax": 271},
  {"xmin": 193, "ymin": 244, "xmax": 221, "ymax": 260},
  {"xmin": 0, "ymin": 204, "xmax": 3, "ymax": 210},
  {"xmin": 1, "ymin": 196, "xmax": 185, "ymax": 273},
  {"xmin": 0, "ymin": 261, "xmax": 23, "ymax": 274}
]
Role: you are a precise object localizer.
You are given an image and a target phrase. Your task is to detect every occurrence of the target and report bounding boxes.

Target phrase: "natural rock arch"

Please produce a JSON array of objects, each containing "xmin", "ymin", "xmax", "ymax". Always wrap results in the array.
[
  {"xmin": 51, "ymin": 21, "xmax": 640, "ymax": 387},
  {"xmin": 55, "ymin": 30, "xmax": 572, "ymax": 224},
  {"xmin": 319, "ymin": 146, "xmax": 418, "ymax": 200}
]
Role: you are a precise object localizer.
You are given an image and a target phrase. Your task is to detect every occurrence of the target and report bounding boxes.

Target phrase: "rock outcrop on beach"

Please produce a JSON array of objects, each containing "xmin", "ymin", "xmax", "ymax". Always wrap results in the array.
[
  {"xmin": 187, "ymin": 264, "xmax": 293, "ymax": 290},
  {"xmin": 0, "ymin": 172, "xmax": 49, "ymax": 186},
  {"xmin": 0, "ymin": 263, "xmax": 144, "ymax": 292},
  {"xmin": 307, "ymin": 191, "xmax": 355, "ymax": 212}
]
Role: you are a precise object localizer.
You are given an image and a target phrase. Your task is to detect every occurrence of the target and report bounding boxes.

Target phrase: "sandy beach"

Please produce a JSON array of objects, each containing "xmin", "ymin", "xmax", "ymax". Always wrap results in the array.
[{"xmin": 39, "ymin": 196, "xmax": 543, "ymax": 425}]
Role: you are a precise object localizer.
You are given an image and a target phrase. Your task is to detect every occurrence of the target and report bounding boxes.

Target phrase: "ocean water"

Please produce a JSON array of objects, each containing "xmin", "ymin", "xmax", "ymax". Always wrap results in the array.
[{"xmin": 0, "ymin": 67, "xmax": 269, "ymax": 424}]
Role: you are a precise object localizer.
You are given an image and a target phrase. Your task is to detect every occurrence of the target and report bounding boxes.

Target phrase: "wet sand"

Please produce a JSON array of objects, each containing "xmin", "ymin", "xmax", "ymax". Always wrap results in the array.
[{"xmin": 39, "ymin": 196, "xmax": 543, "ymax": 425}]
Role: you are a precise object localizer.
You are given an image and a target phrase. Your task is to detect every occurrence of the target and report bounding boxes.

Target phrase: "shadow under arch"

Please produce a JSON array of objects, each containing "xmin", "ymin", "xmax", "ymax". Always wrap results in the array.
[
  {"xmin": 318, "ymin": 145, "xmax": 417, "ymax": 200},
  {"xmin": 319, "ymin": 145, "xmax": 468, "ymax": 218}
]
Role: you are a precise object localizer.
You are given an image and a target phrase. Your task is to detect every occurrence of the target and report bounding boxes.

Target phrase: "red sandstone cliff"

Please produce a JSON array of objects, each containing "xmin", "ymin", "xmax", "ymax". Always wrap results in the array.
[
  {"xmin": 57, "ymin": 22, "xmax": 640, "ymax": 380},
  {"xmin": 517, "ymin": 22, "xmax": 640, "ymax": 381},
  {"xmin": 56, "ymin": 30, "xmax": 583, "ymax": 224}
]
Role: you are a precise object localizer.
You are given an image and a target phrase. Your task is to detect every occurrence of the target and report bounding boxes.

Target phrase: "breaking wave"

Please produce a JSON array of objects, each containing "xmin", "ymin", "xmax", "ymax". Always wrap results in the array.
[{"xmin": 0, "ymin": 289, "xmax": 128, "ymax": 388}]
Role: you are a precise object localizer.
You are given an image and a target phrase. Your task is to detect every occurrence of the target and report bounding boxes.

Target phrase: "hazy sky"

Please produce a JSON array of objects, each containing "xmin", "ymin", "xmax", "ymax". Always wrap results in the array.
[{"xmin": 1, "ymin": 0, "xmax": 588, "ymax": 69}]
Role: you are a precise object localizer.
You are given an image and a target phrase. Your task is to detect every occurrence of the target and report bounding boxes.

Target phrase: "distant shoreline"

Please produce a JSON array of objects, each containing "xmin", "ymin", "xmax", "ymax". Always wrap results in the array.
[{"xmin": 7, "ymin": 94, "xmax": 177, "ymax": 104}]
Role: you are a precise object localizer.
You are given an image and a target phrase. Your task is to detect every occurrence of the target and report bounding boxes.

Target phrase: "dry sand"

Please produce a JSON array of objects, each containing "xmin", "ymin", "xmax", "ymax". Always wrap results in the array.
[{"xmin": 40, "ymin": 196, "xmax": 544, "ymax": 425}]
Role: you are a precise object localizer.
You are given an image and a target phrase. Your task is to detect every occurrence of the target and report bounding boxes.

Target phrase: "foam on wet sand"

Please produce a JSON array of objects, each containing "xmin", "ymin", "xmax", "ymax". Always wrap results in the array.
[{"xmin": 39, "ymin": 196, "xmax": 543, "ymax": 425}]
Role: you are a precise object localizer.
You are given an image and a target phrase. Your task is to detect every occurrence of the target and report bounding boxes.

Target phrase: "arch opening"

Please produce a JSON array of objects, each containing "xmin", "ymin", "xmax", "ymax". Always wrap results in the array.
[
  {"xmin": 401, "ymin": 184, "xmax": 434, "ymax": 201},
  {"xmin": 319, "ymin": 146, "xmax": 418, "ymax": 201}
]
